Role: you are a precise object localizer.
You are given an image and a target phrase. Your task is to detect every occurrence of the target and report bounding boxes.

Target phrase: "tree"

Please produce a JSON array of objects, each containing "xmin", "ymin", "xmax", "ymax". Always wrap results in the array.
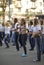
[{"xmin": 0, "ymin": 0, "xmax": 8, "ymax": 22}]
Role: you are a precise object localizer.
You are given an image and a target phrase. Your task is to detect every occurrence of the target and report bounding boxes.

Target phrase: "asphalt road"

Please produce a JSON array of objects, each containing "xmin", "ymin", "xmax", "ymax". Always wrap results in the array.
[{"xmin": 0, "ymin": 42, "xmax": 44, "ymax": 65}]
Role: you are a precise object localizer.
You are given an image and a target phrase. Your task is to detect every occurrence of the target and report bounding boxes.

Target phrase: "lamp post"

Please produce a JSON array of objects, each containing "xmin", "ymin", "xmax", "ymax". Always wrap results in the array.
[
  {"xmin": 3, "ymin": 0, "xmax": 5, "ymax": 23},
  {"xmin": 8, "ymin": 0, "xmax": 12, "ymax": 21}
]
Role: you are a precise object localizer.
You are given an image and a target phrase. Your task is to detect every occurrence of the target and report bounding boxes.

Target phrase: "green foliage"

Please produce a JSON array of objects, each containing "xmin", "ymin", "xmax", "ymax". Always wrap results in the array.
[{"xmin": 0, "ymin": 11, "xmax": 3, "ymax": 15}]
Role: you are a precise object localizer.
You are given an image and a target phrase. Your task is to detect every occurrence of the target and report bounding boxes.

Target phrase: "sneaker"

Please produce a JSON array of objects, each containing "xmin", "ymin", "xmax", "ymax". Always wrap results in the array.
[
  {"xmin": 12, "ymin": 44, "xmax": 15, "ymax": 46},
  {"xmin": 29, "ymin": 48, "xmax": 34, "ymax": 51},
  {"xmin": 21, "ymin": 53, "xmax": 27, "ymax": 57},
  {"xmin": 42, "ymin": 51, "xmax": 44, "ymax": 54},
  {"xmin": 0, "ymin": 44, "xmax": 2, "ymax": 46},
  {"xmin": 33, "ymin": 59, "xmax": 41, "ymax": 62},
  {"xmin": 5, "ymin": 46, "xmax": 9, "ymax": 49},
  {"xmin": 2, "ymin": 40, "xmax": 4, "ymax": 44}
]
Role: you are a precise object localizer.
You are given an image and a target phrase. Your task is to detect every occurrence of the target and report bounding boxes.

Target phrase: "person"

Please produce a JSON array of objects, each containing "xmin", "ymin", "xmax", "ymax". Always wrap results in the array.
[
  {"xmin": 19, "ymin": 20, "xmax": 23, "ymax": 48},
  {"xmin": 11, "ymin": 22, "xmax": 15, "ymax": 46},
  {"xmin": 13, "ymin": 18, "xmax": 19, "ymax": 51},
  {"xmin": 20, "ymin": 18, "xmax": 27, "ymax": 57},
  {"xmin": 0, "ymin": 22, "xmax": 3, "ymax": 46},
  {"xmin": 28, "ymin": 20, "xmax": 35, "ymax": 51},
  {"xmin": 4, "ymin": 22, "xmax": 10, "ymax": 48},
  {"xmin": 1, "ymin": 22, "xmax": 5, "ymax": 46},
  {"xmin": 40, "ymin": 20, "xmax": 44, "ymax": 54},
  {"xmin": 32, "ymin": 18, "xmax": 42, "ymax": 62}
]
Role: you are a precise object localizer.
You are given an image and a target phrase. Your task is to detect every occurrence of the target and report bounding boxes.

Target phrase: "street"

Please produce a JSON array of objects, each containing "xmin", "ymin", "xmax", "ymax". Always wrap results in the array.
[{"xmin": 0, "ymin": 42, "xmax": 44, "ymax": 65}]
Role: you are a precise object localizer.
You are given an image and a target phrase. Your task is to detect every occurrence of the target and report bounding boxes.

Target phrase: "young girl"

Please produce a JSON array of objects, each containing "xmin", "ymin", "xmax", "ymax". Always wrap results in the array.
[
  {"xmin": 28, "ymin": 20, "xmax": 35, "ymax": 50},
  {"xmin": 40, "ymin": 20, "xmax": 44, "ymax": 54},
  {"xmin": 0, "ymin": 22, "xmax": 3, "ymax": 46},
  {"xmin": 20, "ymin": 18, "xmax": 27, "ymax": 57},
  {"xmin": 4, "ymin": 22, "xmax": 10, "ymax": 48},
  {"xmin": 32, "ymin": 19, "xmax": 42, "ymax": 61},
  {"xmin": 11, "ymin": 22, "xmax": 15, "ymax": 46},
  {"xmin": 13, "ymin": 18, "xmax": 19, "ymax": 51}
]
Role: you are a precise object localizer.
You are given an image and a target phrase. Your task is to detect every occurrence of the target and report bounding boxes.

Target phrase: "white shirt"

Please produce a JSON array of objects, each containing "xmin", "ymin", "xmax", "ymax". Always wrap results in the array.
[
  {"xmin": 5, "ymin": 26, "xmax": 10, "ymax": 34},
  {"xmin": 0, "ymin": 24, "xmax": 4, "ymax": 32},
  {"xmin": 28, "ymin": 25, "xmax": 33, "ymax": 32},
  {"xmin": 11, "ymin": 26, "xmax": 15, "ymax": 34},
  {"xmin": 33, "ymin": 25, "xmax": 41, "ymax": 33},
  {"xmin": 14, "ymin": 22, "xmax": 20, "ymax": 32}
]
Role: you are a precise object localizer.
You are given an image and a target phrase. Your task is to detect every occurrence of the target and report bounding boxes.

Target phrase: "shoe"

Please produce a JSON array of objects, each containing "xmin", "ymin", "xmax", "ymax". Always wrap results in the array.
[
  {"xmin": 29, "ymin": 48, "xmax": 34, "ymax": 51},
  {"xmin": 42, "ymin": 52, "xmax": 44, "ymax": 54},
  {"xmin": 19, "ymin": 46, "xmax": 22, "ymax": 48},
  {"xmin": 21, "ymin": 53, "xmax": 27, "ymax": 57},
  {"xmin": 5, "ymin": 46, "xmax": 9, "ymax": 48},
  {"xmin": 12, "ymin": 44, "xmax": 15, "ymax": 46},
  {"xmin": 0, "ymin": 44, "xmax": 2, "ymax": 46},
  {"xmin": 33, "ymin": 59, "xmax": 41, "ymax": 62},
  {"xmin": 2, "ymin": 40, "xmax": 4, "ymax": 44}
]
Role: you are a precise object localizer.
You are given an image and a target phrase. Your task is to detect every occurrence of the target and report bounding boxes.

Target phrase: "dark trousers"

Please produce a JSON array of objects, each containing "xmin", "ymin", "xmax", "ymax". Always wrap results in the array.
[
  {"xmin": 2, "ymin": 32, "xmax": 5, "ymax": 40},
  {"xmin": 4, "ymin": 34, "xmax": 10, "ymax": 47},
  {"xmin": 41, "ymin": 34, "xmax": 44, "ymax": 52},
  {"xmin": 15, "ymin": 32, "xmax": 19, "ymax": 51},
  {"xmin": 29, "ymin": 34, "xmax": 35, "ymax": 49},
  {"xmin": 21, "ymin": 34, "xmax": 27, "ymax": 54},
  {"xmin": 0, "ymin": 32, "xmax": 3, "ymax": 46},
  {"xmin": 36, "ymin": 36, "xmax": 41, "ymax": 60},
  {"xmin": 19, "ymin": 34, "xmax": 22, "ymax": 47}
]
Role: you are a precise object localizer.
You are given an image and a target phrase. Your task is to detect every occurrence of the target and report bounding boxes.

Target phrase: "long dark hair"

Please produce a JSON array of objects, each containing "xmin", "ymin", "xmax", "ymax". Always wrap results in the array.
[
  {"xmin": 14, "ymin": 18, "xmax": 18, "ymax": 24},
  {"xmin": 40, "ymin": 20, "xmax": 43, "ymax": 25},
  {"xmin": 21, "ymin": 18, "xmax": 26, "ymax": 25},
  {"xmin": 30, "ymin": 20, "xmax": 33, "ymax": 25},
  {"xmin": 34, "ymin": 18, "xmax": 38, "ymax": 26}
]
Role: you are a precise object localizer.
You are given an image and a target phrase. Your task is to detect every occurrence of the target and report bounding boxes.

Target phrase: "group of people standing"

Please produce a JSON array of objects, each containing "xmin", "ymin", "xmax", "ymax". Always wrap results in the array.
[{"xmin": 0, "ymin": 18, "xmax": 44, "ymax": 62}]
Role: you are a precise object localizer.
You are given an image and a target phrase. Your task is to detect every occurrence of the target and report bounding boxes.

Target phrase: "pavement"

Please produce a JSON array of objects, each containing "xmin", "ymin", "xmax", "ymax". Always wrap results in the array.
[{"xmin": 0, "ymin": 42, "xmax": 44, "ymax": 65}]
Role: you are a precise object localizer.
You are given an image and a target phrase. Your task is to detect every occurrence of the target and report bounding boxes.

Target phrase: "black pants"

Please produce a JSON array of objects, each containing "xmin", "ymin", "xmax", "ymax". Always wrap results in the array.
[
  {"xmin": 21, "ymin": 34, "xmax": 27, "ymax": 54},
  {"xmin": 15, "ymin": 32, "xmax": 19, "ymax": 51},
  {"xmin": 0, "ymin": 32, "xmax": 2, "ymax": 46},
  {"xmin": 19, "ymin": 34, "xmax": 22, "ymax": 47},
  {"xmin": 4, "ymin": 34, "xmax": 10, "ymax": 47},
  {"xmin": 2, "ymin": 32, "xmax": 5, "ymax": 40},
  {"xmin": 36, "ymin": 36, "xmax": 41, "ymax": 60}
]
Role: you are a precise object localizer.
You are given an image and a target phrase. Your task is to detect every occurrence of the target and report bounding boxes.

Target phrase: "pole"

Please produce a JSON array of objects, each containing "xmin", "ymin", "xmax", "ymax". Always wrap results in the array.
[
  {"xmin": 8, "ymin": 0, "xmax": 12, "ymax": 21},
  {"xmin": 8, "ymin": 0, "xmax": 10, "ymax": 21},
  {"xmin": 3, "ymin": 0, "xmax": 5, "ymax": 23}
]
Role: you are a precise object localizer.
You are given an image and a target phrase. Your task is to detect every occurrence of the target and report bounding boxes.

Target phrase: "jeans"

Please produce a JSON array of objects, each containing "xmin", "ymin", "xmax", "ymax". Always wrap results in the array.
[
  {"xmin": 11, "ymin": 32, "xmax": 15, "ymax": 45},
  {"xmin": 4, "ymin": 34, "xmax": 10, "ymax": 47},
  {"xmin": 21, "ymin": 34, "xmax": 27, "ymax": 54},
  {"xmin": 19, "ymin": 34, "xmax": 22, "ymax": 47},
  {"xmin": 29, "ymin": 34, "xmax": 35, "ymax": 49},
  {"xmin": 41, "ymin": 34, "xmax": 44, "ymax": 52},
  {"xmin": 15, "ymin": 32, "xmax": 19, "ymax": 51},
  {"xmin": 36, "ymin": 36, "xmax": 41, "ymax": 60}
]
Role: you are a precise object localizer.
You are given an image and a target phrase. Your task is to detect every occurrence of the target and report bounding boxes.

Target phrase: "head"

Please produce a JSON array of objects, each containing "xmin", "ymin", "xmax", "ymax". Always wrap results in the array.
[
  {"xmin": 4, "ymin": 22, "xmax": 9, "ymax": 27},
  {"xmin": 14, "ymin": 18, "xmax": 18, "ymax": 24},
  {"xmin": 34, "ymin": 18, "xmax": 38, "ymax": 26},
  {"xmin": 40, "ymin": 20, "xmax": 43, "ymax": 25},
  {"xmin": 29, "ymin": 20, "xmax": 33, "ymax": 25},
  {"xmin": 20, "ymin": 18, "xmax": 26, "ymax": 25}
]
